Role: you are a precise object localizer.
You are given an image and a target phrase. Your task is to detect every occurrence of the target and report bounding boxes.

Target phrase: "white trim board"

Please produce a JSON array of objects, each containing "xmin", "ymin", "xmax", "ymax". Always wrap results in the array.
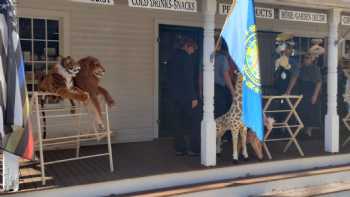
[{"xmin": 7, "ymin": 153, "xmax": 350, "ymax": 197}]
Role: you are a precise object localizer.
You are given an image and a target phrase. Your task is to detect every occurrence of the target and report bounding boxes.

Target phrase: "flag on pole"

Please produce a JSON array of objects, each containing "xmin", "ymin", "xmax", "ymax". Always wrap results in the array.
[
  {"xmin": 0, "ymin": 0, "xmax": 34, "ymax": 160},
  {"xmin": 220, "ymin": 0, "xmax": 264, "ymax": 140}
]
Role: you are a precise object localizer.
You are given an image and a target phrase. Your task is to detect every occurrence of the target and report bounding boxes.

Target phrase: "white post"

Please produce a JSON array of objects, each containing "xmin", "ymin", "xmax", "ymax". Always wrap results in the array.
[
  {"xmin": 201, "ymin": 0, "xmax": 216, "ymax": 166},
  {"xmin": 325, "ymin": 8, "xmax": 341, "ymax": 153}
]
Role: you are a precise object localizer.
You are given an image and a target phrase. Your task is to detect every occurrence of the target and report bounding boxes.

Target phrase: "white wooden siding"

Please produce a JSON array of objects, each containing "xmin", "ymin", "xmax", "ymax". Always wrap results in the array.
[{"xmin": 16, "ymin": 0, "xmax": 343, "ymax": 145}]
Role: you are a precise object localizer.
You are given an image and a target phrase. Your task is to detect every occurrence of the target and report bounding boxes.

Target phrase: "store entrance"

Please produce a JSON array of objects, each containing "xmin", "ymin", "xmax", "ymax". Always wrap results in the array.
[{"xmin": 158, "ymin": 24, "xmax": 203, "ymax": 138}]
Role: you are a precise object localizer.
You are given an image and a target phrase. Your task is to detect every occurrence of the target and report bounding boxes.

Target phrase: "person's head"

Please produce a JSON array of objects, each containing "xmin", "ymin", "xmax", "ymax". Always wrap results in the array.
[
  {"xmin": 181, "ymin": 37, "xmax": 198, "ymax": 55},
  {"xmin": 283, "ymin": 44, "xmax": 294, "ymax": 56},
  {"xmin": 215, "ymin": 37, "xmax": 229, "ymax": 55},
  {"xmin": 302, "ymin": 53, "xmax": 314, "ymax": 66}
]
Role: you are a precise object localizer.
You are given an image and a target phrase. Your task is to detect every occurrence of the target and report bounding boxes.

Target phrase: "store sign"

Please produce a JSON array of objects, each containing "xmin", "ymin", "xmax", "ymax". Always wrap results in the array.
[
  {"xmin": 279, "ymin": 9, "xmax": 327, "ymax": 24},
  {"xmin": 71, "ymin": 0, "xmax": 114, "ymax": 5},
  {"xmin": 218, "ymin": 3, "xmax": 274, "ymax": 19},
  {"xmin": 342, "ymin": 16, "xmax": 350, "ymax": 26},
  {"xmin": 128, "ymin": 0, "xmax": 197, "ymax": 13}
]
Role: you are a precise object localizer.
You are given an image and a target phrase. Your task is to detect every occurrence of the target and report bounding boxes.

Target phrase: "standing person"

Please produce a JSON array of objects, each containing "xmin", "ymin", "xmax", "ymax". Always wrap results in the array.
[
  {"xmin": 214, "ymin": 38, "xmax": 235, "ymax": 118},
  {"xmin": 274, "ymin": 46, "xmax": 299, "ymax": 95},
  {"xmin": 167, "ymin": 38, "xmax": 201, "ymax": 156},
  {"xmin": 287, "ymin": 53, "xmax": 322, "ymax": 136},
  {"xmin": 272, "ymin": 33, "xmax": 299, "ymax": 95}
]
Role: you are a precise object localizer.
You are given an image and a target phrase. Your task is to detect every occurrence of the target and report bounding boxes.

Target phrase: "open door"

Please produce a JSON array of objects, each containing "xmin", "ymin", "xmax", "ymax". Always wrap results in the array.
[{"xmin": 158, "ymin": 24, "xmax": 203, "ymax": 138}]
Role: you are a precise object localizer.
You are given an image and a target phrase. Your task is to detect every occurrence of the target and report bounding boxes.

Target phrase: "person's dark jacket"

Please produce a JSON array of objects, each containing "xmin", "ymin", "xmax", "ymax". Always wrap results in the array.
[{"xmin": 167, "ymin": 49, "xmax": 197, "ymax": 104}]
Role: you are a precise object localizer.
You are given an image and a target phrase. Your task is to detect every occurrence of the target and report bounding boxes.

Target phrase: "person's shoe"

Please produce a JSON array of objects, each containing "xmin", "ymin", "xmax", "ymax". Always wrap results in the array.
[{"xmin": 187, "ymin": 151, "xmax": 200, "ymax": 157}]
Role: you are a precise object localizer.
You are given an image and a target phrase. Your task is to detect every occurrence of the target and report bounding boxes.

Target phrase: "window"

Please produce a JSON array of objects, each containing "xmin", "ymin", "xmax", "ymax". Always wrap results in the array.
[{"xmin": 18, "ymin": 17, "xmax": 60, "ymax": 92}]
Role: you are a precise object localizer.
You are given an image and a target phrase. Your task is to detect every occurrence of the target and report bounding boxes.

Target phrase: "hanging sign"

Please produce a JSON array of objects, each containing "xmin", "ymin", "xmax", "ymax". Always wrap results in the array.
[
  {"xmin": 128, "ymin": 0, "xmax": 197, "ymax": 12},
  {"xmin": 279, "ymin": 9, "xmax": 327, "ymax": 23},
  {"xmin": 71, "ymin": 0, "xmax": 114, "ymax": 5},
  {"xmin": 129, "ymin": 0, "xmax": 197, "ymax": 12},
  {"xmin": 218, "ymin": 3, "xmax": 274, "ymax": 19},
  {"xmin": 342, "ymin": 16, "xmax": 350, "ymax": 26}
]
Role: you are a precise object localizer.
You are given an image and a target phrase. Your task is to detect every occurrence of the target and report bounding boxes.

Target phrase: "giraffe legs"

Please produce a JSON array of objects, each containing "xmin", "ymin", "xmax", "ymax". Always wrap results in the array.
[
  {"xmin": 216, "ymin": 136, "xmax": 222, "ymax": 155},
  {"xmin": 232, "ymin": 130, "xmax": 239, "ymax": 162},
  {"xmin": 241, "ymin": 127, "xmax": 249, "ymax": 160},
  {"xmin": 231, "ymin": 127, "xmax": 248, "ymax": 163}
]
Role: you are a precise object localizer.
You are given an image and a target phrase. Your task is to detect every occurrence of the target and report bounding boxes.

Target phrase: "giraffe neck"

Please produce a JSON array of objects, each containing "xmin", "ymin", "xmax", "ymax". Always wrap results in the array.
[{"xmin": 228, "ymin": 74, "xmax": 243, "ymax": 112}]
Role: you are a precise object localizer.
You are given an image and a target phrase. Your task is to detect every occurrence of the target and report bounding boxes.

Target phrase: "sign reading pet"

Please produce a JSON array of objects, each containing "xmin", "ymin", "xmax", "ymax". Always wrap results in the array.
[
  {"xmin": 279, "ymin": 9, "xmax": 327, "ymax": 23},
  {"xmin": 71, "ymin": 0, "xmax": 114, "ymax": 5},
  {"xmin": 218, "ymin": 3, "xmax": 274, "ymax": 19},
  {"xmin": 128, "ymin": 0, "xmax": 197, "ymax": 12}
]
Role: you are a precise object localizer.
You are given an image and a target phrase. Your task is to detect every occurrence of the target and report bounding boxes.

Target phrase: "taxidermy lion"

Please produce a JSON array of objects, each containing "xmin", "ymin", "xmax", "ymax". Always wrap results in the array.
[
  {"xmin": 74, "ymin": 56, "xmax": 115, "ymax": 130},
  {"xmin": 38, "ymin": 56, "xmax": 89, "ymax": 102}
]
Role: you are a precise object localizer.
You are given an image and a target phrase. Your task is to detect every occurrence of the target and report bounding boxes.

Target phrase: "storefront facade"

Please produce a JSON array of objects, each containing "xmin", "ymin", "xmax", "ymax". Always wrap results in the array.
[
  {"xmin": 15, "ymin": 0, "xmax": 350, "ymax": 142},
  {"xmin": 5, "ymin": 0, "xmax": 350, "ymax": 195}
]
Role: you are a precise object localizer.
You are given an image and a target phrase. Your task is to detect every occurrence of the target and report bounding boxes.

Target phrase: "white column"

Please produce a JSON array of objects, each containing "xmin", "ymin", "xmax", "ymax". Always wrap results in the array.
[
  {"xmin": 325, "ymin": 8, "xmax": 341, "ymax": 153},
  {"xmin": 1, "ymin": 107, "xmax": 19, "ymax": 192},
  {"xmin": 201, "ymin": 0, "xmax": 216, "ymax": 166},
  {"xmin": 2, "ymin": 152, "xmax": 20, "ymax": 192}
]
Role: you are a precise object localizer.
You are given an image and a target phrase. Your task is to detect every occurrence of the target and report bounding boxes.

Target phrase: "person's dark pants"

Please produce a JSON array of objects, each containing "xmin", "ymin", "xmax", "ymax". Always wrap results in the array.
[
  {"xmin": 215, "ymin": 84, "xmax": 232, "ymax": 141},
  {"xmin": 170, "ymin": 99, "xmax": 201, "ymax": 153},
  {"xmin": 214, "ymin": 84, "xmax": 231, "ymax": 118}
]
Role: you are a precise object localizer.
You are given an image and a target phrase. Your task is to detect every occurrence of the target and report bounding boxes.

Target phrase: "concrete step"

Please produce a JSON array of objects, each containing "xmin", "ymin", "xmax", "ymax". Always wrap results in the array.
[
  {"xmin": 258, "ymin": 182, "xmax": 350, "ymax": 197},
  {"xmin": 128, "ymin": 165, "xmax": 350, "ymax": 197}
]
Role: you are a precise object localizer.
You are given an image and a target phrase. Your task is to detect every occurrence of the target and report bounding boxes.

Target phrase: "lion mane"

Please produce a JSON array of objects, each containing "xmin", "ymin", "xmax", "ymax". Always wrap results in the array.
[{"xmin": 74, "ymin": 56, "xmax": 115, "ymax": 129}]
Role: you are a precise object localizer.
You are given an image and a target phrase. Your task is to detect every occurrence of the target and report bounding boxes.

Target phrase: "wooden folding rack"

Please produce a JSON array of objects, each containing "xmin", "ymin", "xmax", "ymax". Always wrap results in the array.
[
  {"xmin": 263, "ymin": 95, "xmax": 304, "ymax": 159},
  {"xmin": 31, "ymin": 92, "xmax": 114, "ymax": 185}
]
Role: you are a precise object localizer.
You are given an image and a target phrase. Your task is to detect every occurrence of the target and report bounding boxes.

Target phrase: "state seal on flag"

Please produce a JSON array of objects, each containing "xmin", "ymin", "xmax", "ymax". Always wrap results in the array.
[{"xmin": 243, "ymin": 25, "xmax": 261, "ymax": 93}]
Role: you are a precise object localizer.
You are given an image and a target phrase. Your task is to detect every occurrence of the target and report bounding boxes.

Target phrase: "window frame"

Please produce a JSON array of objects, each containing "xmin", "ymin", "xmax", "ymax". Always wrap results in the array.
[{"xmin": 16, "ymin": 8, "xmax": 71, "ymax": 93}]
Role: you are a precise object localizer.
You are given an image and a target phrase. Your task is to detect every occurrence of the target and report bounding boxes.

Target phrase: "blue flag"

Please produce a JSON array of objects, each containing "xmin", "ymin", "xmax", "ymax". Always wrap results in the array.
[{"xmin": 220, "ymin": 0, "xmax": 264, "ymax": 141}]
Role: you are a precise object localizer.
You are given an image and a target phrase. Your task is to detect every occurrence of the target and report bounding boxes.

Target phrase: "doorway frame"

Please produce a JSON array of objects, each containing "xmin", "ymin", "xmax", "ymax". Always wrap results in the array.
[{"xmin": 153, "ymin": 19, "xmax": 202, "ymax": 139}]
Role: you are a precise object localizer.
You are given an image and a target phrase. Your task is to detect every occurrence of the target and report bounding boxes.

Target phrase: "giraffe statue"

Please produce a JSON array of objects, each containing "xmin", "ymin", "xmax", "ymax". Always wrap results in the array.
[{"xmin": 215, "ymin": 72, "xmax": 248, "ymax": 162}]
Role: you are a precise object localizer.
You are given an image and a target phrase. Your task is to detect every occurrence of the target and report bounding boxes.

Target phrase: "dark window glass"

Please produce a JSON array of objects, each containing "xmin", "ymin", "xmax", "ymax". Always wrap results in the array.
[
  {"xmin": 24, "ymin": 63, "xmax": 32, "ymax": 72},
  {"xmin": 34, "ymin": 41, "xmax": 46, "ymax": 61},
  {"xmin": 301, "ymin": 37, "xmax": 309, "ymax": 54},
  {"xmin": 47, "ymin": 42, "xmax": 59, "ymax": 61},
  {"xmin": 47, "ymin": 20, "xmax": 59, "ymax": 40},
  {"xmin": 20, "ymin": 40, "xmax": 32, "ymax": 61},
  {"xmin": 19, "ymin": 18, "xmax": 31, "ymax": 39},
  {"xmin": 34, "ymin": 62, "xmax": 46, "ymax": 76},
  {"xmin": 25, "ymin": 68, "xmax": 33, "ymax": 91},
  {"xmin": 33, "ymin": 19, "xmax": 45, "ymax": 40},
  {"xmin": 34, "ymin": 63, "xmax": 46, "ymax": 90}
]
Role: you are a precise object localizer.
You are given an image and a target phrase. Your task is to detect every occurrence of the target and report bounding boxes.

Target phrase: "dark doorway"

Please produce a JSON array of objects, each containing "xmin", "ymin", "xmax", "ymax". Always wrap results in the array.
[{"xmin": 158, "ymin": 24, "xmax": 203, "ymax": 138}]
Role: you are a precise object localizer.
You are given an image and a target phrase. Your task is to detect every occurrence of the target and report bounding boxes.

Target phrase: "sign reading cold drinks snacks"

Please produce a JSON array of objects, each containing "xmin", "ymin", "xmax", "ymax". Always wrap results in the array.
[
  {"xmin": 71, "ymin": 0, "xmax": 114, "ymax": 5},
  {"xmin": 279, "ymin": 9, "xmax": 327, "ymax": 23},
  {"xmin": 128, "ymin": 0, "xmax": 197, "ymax": 13}
]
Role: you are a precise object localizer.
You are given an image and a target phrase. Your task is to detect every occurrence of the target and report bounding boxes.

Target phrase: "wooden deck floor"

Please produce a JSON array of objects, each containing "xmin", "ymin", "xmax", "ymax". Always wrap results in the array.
[{"xmin": 2, "ymin": 130, "xmax": 350, "ymax": 194}]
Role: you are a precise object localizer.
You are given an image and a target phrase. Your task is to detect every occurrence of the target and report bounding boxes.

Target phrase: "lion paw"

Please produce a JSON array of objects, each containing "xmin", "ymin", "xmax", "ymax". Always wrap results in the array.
[
  {"xmin": 107, "ymin": 99, "xmax": 115, "ymax": 107},
  {"xmin": 81, "ymin": 92, "xmax": 89, "ymax": 102},
  {"xmin": 97, "ymin": 123, "xmax": 106, "ymax": 131}
]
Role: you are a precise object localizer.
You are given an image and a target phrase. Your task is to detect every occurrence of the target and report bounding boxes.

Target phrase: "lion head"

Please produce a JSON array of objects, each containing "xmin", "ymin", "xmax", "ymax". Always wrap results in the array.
[
  {"xmin": 77, "ymin": 56, "xmax": 106, "ymax": 80},
  {"xmin": 59, "ymin": 56, "xmax": 81, "ymax": 77}
]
